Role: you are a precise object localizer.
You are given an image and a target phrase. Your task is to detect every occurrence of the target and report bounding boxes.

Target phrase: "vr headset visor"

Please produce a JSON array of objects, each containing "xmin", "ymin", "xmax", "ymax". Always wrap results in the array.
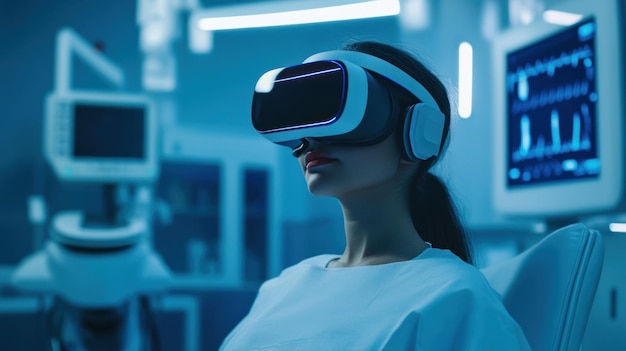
[{"xmin": 251, "ymin": 50, "xmax": 443, "ymax": 155}]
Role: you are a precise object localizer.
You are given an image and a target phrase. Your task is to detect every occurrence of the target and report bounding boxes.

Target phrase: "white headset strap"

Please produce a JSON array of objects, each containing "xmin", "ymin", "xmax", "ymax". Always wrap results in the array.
[{"xmin": 304, "ymin": 50, "xmax": 440, "ymax": 110}]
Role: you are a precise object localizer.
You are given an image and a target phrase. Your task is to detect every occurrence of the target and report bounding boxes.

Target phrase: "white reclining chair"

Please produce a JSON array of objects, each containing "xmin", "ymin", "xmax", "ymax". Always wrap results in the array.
[{"xmin": 481, "ymin": 223, "xmax": 604, "ymax": 351}]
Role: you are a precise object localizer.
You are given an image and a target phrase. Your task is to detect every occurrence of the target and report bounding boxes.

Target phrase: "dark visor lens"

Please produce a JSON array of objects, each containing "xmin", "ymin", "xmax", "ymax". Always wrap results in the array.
[{"xmin": 252, "ymin": 61, "xmax": 346, "ymax": 132}]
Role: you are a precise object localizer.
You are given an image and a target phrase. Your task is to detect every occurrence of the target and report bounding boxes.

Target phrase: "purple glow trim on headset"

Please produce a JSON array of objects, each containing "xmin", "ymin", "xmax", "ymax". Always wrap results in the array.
[{"xmin": 275, "ymin": 67, "xmax": 341, "ymax": 83}]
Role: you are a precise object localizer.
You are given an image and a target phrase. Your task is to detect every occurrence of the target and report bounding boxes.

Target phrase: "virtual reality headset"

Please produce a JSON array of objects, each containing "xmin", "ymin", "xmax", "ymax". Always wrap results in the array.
[{"xmin": 251, "ymin": 50, "xmax": 446, "ymax": 161}]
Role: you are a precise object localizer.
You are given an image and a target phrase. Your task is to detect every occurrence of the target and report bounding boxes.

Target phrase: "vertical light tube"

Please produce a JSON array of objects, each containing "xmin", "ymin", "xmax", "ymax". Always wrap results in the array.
[{"xmin": 458, "ymin": 41, "xmax": 473, "ymax": 118}]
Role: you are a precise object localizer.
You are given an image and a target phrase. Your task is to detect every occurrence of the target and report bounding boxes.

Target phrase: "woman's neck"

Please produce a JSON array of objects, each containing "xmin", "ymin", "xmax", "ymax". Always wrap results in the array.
[{"xmin": 332, "ymin": 186, "xmax": 428, "ymax": 268}]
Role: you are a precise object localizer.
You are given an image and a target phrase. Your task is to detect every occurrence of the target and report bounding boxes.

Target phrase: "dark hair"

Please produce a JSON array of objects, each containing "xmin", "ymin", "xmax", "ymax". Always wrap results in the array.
[{"xmin": 342, "ymin": 41, "xmax": 473, "ymax": 264}]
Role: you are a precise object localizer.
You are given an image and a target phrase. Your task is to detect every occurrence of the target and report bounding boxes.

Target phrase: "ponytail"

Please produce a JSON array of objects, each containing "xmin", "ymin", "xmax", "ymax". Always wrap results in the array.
[
  {"xmin": 409, "ymin": 171, "xmax": 473, "ymax": 264},
  {"xmin": 341, "ymin": 40, "xmax": 473, "ymax": 264}
]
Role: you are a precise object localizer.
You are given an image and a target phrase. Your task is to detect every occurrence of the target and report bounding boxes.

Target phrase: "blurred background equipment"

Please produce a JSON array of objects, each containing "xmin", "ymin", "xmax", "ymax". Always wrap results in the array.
[{"xmin": 10, "ymin": 27, "xmax": 171, "ymax": 351}]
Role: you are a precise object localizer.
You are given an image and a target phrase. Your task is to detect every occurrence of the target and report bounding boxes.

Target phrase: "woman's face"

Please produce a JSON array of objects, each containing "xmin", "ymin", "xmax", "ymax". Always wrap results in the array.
[{"xmin": 298, "ymin": 135, "xmax": 413, "ymax": 198}]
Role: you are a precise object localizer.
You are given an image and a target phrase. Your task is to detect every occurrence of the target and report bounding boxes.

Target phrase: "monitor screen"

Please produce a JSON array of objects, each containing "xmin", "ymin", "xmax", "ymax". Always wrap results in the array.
[
  {"xmin": 506, "ymin": 18, "xmax": 598, "ymax": 188},
  {"xmin": 491, "ymin": 0, "xmax": 624, "ymax": 218},
  {"xmin": 73, "ymin": 104, "xmax": 145, "ymax": 159}
]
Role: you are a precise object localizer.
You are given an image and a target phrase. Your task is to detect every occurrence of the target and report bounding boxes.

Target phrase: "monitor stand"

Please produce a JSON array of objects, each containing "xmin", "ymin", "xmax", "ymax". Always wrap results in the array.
[
  {"xmin": 51, "ymin": 211, "xmax": 145, "ymax": 249},
  {"xmin": 51, "ymin": 183, "xmax": 145, "ymax": 249}
]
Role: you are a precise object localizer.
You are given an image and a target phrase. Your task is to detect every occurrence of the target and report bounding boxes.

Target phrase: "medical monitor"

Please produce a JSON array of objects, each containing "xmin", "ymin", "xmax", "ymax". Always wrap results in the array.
[
  {"xmin": 492, "ymin": 0, "xmax": 623, "ymax": 218},
  {"xmin": 45, "ymin": 91, "xmax": 158, "ymax": 183}
]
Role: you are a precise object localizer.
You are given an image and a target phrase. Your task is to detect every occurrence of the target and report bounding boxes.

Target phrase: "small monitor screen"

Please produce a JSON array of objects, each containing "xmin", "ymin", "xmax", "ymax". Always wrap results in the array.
[
  {"xmin": 506, "ymin": 17, "xmax": 598, "ymax": 188},
  {"xmin": 72, "ymin": 104, "xmax": 145, "ymax": 159}
]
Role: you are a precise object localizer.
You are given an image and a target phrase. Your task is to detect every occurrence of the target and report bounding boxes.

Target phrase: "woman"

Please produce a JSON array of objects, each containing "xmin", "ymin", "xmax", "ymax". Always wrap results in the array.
[{"xmin": 220, "ymin": 41, "xmax": 531, "ymax": 350}]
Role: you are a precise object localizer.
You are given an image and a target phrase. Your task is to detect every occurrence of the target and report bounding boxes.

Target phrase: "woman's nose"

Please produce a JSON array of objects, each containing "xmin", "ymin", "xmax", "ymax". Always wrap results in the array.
[{"xmin": 292, "ymin": 137, "xmax": 328, "ymax": 157}]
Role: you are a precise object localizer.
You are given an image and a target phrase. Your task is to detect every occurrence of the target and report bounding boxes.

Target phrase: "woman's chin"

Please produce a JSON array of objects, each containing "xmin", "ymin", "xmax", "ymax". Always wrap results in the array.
[{"xmin": 306, "ymin": 179, "xmax": 338, "ymax": 197}]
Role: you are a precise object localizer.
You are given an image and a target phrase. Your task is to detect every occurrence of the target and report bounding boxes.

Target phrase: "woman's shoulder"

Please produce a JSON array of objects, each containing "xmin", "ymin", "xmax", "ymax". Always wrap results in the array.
[
  {"xmin": 411, "ymin": 249, "xmax": 531, "ymax": 349},
  {"xmin": 411, "ymin": 248, "xmax": 485, "ymax": 279},
  {"xmin": 405, "ymin": 248, "xmax": 501, "ymax": 300}
]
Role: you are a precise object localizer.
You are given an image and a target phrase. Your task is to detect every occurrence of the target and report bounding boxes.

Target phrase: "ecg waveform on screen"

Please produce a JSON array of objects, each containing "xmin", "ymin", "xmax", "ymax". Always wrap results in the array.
[
  {"xmin": 512, "ymin": 80, "xmax": 591, "ymax": 115},
  {"xmin": 512, "ymin": 103, "xmax": 592, "ymax": 162},
  {"xmin": 507, "ymin": 44, "xmax": 593, "ymax": 89}
]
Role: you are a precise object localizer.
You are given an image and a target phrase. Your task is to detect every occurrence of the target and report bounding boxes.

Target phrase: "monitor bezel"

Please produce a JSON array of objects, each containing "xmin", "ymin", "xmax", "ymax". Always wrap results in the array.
[
  {"xmin": 492, "ymin": 0, "xmax": 623, "ymax": 218},
  {"xmin": 45, "ymin": 91, "xmax": 159, "ymax": 183}
]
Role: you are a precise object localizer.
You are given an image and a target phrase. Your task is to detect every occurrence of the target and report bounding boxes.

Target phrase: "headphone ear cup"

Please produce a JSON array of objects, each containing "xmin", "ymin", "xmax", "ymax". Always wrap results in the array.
[{"xmin": 402, "ymin": 103, "xmax": 445, "ymax": 161}]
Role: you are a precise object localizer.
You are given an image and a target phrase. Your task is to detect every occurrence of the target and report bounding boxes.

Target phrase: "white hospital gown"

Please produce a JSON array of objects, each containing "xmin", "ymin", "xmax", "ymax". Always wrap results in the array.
[{"xmin": 219, "ymin": 248, "xmax": 531, "ymax": 350}]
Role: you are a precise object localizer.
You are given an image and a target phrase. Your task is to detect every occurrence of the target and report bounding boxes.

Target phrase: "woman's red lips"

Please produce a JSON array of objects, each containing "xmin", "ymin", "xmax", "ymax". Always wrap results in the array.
[{"xmin": 305, "ymin": 151, "xmax": 337, "ymax": 169}]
